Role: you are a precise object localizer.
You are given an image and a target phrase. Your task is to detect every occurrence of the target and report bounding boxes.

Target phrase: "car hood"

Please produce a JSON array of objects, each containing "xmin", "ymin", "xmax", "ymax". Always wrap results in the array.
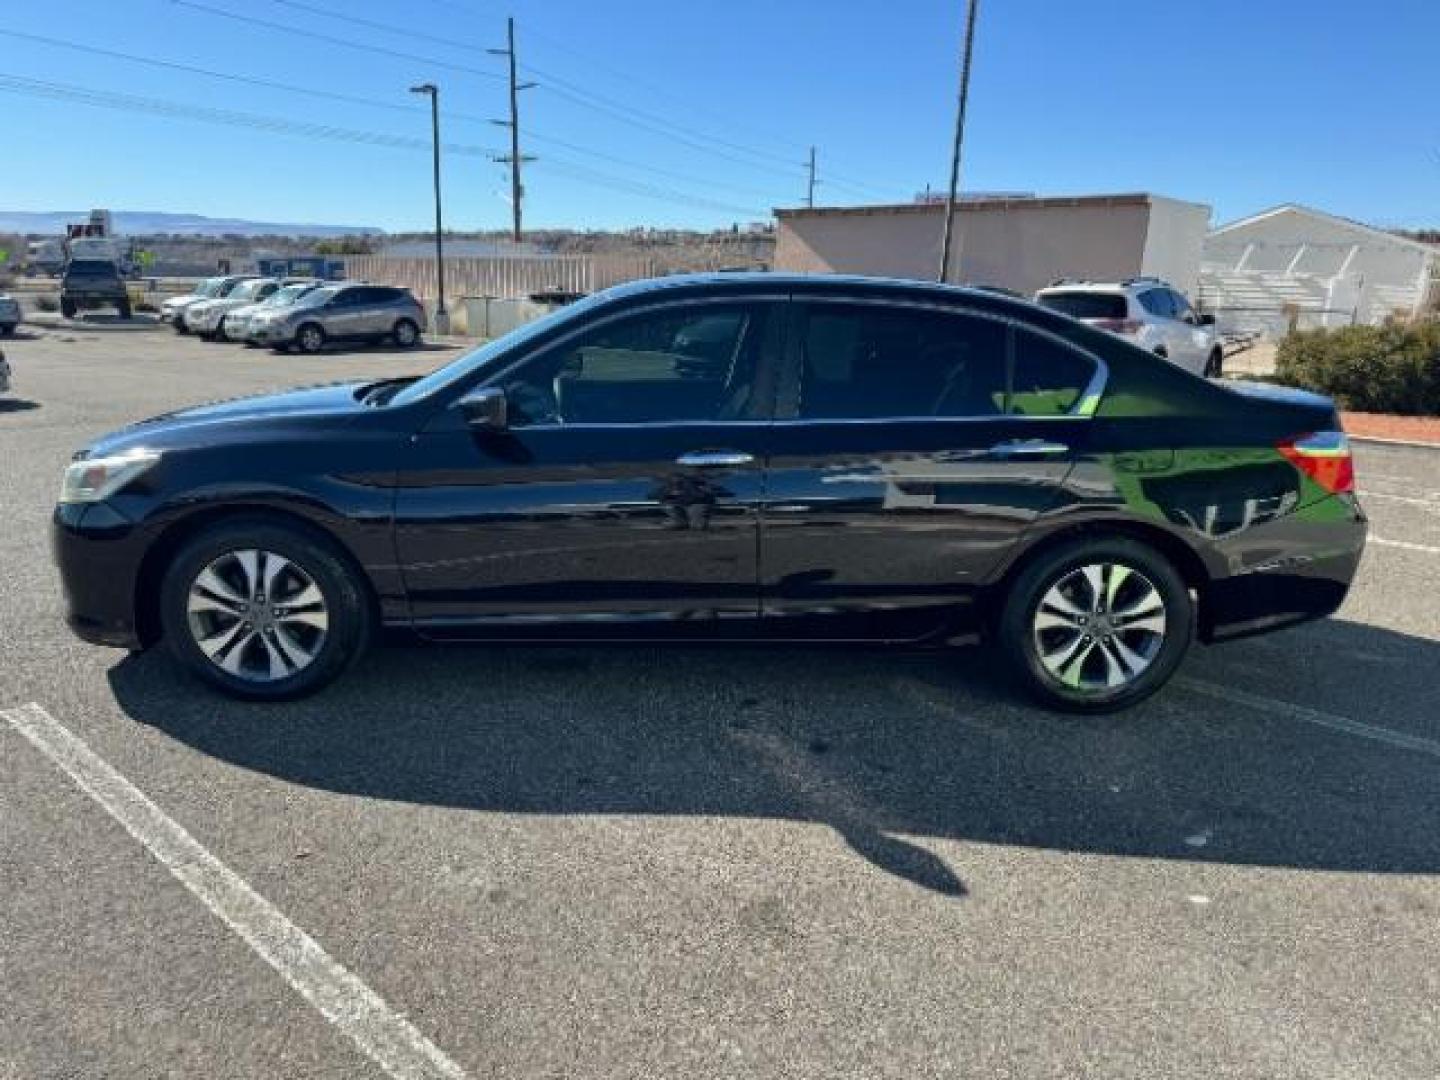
[{"xmin": 82, "ymin": 381, "xmax": 373, "ymax": 457}]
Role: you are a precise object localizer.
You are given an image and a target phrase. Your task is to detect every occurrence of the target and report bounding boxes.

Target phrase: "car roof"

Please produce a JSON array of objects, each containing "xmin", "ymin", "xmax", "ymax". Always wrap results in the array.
[{"xmin": 596, "ymin": 271, "xmax": 1051, "ymax": 312}]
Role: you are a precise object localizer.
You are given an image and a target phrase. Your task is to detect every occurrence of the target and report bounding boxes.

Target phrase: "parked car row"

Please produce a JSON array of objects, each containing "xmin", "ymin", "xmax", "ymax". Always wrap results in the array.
[{"xmin": 162, "ymin": 277, "xmax": 427, "ymax": 352}]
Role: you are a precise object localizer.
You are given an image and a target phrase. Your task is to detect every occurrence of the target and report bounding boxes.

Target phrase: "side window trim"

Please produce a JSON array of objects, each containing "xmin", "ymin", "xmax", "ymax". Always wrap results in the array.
[{"xmin": 780, "ymin": 296, "xmax": 1105, "ymax": 422}]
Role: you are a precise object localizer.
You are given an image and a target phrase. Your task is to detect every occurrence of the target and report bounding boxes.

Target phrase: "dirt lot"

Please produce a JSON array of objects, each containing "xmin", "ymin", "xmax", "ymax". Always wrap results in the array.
[{"xmin": 3, "ymin": 326, "xmax": 1440, "ymax": 1079}]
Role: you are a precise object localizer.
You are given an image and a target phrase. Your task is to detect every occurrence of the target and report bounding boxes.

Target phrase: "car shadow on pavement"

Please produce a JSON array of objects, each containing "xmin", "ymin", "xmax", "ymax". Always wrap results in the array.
[
  {"xmin": 107, "ymin": 617, "xmax": 1440, "ymax": 897},
  {"xmin": 0, "ymin": 398, "xmax": 41, "ymax": 414}
]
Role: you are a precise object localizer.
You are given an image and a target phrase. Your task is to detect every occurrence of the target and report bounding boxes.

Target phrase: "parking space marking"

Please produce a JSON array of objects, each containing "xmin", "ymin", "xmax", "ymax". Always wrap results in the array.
[
  {"xmin": 1, "ymin": 703, "xmax": 468, "ymax": 1080},
  {"xmin": 1371, "ymin": 536, "xmax": 1440, "ymax": 556},
  {"xmin": 1362, "ymin": 491, "xmax": 1440, "ymax": 511},
  {"xmin": 1179, "ymin": 680, "xmax": 1440, "ymax": 758}
]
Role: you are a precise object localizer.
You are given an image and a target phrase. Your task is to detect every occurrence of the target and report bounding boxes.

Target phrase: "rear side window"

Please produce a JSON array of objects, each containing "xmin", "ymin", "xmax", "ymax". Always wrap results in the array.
[
  {"xmin": 1010, "ymin": 328, "xmax": 1097, "ymax": 416},
  {"xmin": 1037, "ymin": 292, "xmax": 1128, "ymax": 320},
  {"xmin": 797, "ymin": 305, "xmax": 1008, "ymax": 419},
  {"xmin": 1137, "ymin": 289, "xmax": 1173, "ymax": 318}
]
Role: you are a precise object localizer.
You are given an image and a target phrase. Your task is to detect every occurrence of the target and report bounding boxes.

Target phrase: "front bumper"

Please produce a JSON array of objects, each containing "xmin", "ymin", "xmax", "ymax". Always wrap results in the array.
[
  {"xmin": 250, "ymin": 322, "xmax": 296, "ymax": 346},
  {"xmin": 53, "ymin": 502, "xmax": 147, "ymax": 649}
]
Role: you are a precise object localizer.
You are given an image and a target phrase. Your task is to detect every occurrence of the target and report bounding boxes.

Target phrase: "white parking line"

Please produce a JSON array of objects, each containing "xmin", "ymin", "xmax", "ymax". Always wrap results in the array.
[
  {"xmin": 1, "ymin": 703, "xmax": 468, "ymax": 1080},
  {"xmin": 1371, "ymin": 536, "xmax": 1440, "ymax": 556},
  {"xmin": 1179, "ymin": 679, "xmax": 1440, "ymax": 759}
]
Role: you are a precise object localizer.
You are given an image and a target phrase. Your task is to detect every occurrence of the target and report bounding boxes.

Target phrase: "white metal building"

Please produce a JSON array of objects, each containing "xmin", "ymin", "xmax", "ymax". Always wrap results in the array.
[{"xmin": 1201, "ymin": 204, "xmax": 1439, "ymax": 336}]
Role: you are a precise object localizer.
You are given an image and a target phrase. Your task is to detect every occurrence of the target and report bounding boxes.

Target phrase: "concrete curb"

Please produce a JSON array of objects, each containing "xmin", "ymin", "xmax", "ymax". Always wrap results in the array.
[
  {"xmin": 1350, "ymin": 434, "xmax": 1440, "ymax": 451},
  {"xmin": 25, "ymin": 314, "xmax": 163, "ymax": 333}
]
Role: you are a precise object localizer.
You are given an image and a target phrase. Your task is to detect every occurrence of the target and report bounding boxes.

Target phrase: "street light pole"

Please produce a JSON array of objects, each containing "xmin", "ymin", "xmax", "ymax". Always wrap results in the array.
[
  {"xmin": 410, "ymin": 82, "xmax": 449, "ymax": 335},
  {"xmin": 938, "ymin": 0, "xmax": 980, "ymax": 284}
]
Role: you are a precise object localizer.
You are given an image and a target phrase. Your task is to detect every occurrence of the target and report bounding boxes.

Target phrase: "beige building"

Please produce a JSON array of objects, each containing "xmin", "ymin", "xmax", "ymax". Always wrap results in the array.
[{"xmin": 774, "ymin": 193, "xmax": 1212, "ymax": 297}]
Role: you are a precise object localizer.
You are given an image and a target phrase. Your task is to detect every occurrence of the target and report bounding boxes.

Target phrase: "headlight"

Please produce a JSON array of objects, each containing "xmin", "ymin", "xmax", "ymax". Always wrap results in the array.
[{"xmin": 60, "ymin": 449, "xmax": 161, "ymax": 504}]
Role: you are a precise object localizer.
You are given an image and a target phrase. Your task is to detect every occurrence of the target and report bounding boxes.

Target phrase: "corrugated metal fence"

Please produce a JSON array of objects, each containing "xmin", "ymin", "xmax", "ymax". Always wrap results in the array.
[{"xmin": 344, "ymin": 254, "xmax": 658, "ymax": 301}]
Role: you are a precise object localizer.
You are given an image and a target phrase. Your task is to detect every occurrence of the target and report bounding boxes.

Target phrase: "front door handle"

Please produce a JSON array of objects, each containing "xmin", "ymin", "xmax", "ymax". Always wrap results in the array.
[
  {"xmin": 676, "ymin": 450, "xmax": 754, "ymax": 468},
  {"xmin": 988, "ymin": 438, "xmax": 1070, "ymax": 457}
]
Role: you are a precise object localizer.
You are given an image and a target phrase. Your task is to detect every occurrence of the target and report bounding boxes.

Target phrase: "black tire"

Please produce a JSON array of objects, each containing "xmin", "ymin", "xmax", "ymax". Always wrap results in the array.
[
  {"xmin": 118, "ymin": 300, "xmax": 133, "ymax": 320},
  {"xmin": 174, "ymin": 320, "xmax": 191, "ymax": 335},
  {"xmin": 213, "ymin": 315, "xmax": 227, "ymax": 339},
  {"xmin": 0, "ymin": 324, "xmax": 15, "ymax": 336},
  {"xmin": 296, "ymin": 322, "xmax": 326, "ymax": 354},
  {"xmin": 1205, "ymin": 348, "xmax": 1223, "ymax": 378},
  {"xmin": 60, "ymin": 298, "xmax": 76, "ymax": 319},
  {"xmin": 392, "ymin": 318, "xmax": 421, "ymax": 348},
  {"xmin": 159, "ymin": 518, "xmax": 373, "ymax": 701},
  {"xmin": 997, "ymin": 535, "xmax": 1193, "ymax": 714}
]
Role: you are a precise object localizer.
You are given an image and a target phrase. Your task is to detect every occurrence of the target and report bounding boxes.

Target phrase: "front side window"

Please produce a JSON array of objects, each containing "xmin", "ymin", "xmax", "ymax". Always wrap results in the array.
[
  {"xmin": 1010, "ymin": 328, "xmax": 1097, "ymax": 416},
  {"xmin": 500, "ymin": 304, "xmax": 769, "ymax": 426},
  {"xmin": 796, "ymin": 305, "xmax": 1008, "ymax": 419}
]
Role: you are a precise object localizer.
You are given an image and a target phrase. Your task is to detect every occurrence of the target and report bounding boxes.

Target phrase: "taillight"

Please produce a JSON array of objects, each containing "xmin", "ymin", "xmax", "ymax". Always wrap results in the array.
[
  {"xmin": 1278, "ymin": 431, "xmax": 1354, "ymax": 494},
  {"xmin": 1093, "ymin": 318, "xmax": 1142, "ymax": 335}
]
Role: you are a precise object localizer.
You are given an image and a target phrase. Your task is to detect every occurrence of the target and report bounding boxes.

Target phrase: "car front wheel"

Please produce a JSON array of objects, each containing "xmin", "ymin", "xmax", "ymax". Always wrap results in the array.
[
  {"xmin": 296, "ymin": 323, "xmax": 326, "ymax": 354},
  {"xmin": 998, "ymin": 536, "xmax": 1193, "ymax": 713},
  {"xmin": 159, "ymin": 520, "xmax": 372, "ymax": 700}
]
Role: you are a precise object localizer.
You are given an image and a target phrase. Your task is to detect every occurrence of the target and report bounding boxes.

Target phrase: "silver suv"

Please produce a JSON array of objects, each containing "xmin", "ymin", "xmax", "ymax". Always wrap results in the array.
[
  {"xmin": 1034, "ymin": 277, "xmax": 1223, "ymax": 377},
  {"xmin": 248, "ymin": 283, "xmax": 425, "ymax": 353}
]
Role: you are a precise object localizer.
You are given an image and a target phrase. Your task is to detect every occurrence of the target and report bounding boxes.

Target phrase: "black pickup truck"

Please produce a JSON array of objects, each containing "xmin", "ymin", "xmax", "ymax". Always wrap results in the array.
[{"xmin": 60, "ymin": 260, "xmax": 132, "ymax": 320}]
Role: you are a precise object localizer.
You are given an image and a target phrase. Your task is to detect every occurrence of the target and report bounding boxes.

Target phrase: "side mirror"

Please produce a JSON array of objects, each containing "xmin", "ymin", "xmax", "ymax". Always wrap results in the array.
[
  {"xmin": 459, "ymin": 386, "xmax": 508, "ymax": 430},
  {"xmin": 1198, "ymin": 312, "xmax": 1216, "ymax": 326}
]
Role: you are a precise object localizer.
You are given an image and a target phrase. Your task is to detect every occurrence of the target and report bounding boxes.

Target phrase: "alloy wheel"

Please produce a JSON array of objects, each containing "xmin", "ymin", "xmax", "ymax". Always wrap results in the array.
[
  {"xmin": 186, "ymin": 549, "xmax": 329, "ymax": 682},
  {"xmin": 299, "ymin": 326, "xmax": 324, "ymax": 352},
  {"xmin": 1031, "ymin": 562, "xmax": 1167, "ymax": 692}
]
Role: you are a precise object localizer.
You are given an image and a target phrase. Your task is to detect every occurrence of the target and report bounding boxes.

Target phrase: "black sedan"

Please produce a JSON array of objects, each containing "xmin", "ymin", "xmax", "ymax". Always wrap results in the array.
[{"xmin": 52, "ymin": 274, "xmax": 1366, "ymax": 711}]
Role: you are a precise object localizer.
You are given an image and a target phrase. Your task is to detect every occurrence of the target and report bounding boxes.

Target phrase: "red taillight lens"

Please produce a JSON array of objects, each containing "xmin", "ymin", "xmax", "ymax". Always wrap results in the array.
[
  {"xmin": 1093, "ymin": 318, "xmax": 1142, "ymax": 335},
  {"xmin": 1278, "ymin": 431, "xmax": 1354, "ymax": 494}
]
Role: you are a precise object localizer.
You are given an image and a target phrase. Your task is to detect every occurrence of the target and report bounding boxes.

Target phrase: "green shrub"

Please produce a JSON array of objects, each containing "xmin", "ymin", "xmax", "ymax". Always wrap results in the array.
[{"xmin": 1275, "ymin": 323, "xmax": 1440, "ymax": 415}]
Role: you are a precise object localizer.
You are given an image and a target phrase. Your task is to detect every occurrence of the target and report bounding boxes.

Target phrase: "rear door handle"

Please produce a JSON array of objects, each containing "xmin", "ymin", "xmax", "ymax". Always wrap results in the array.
[
  {"xmin": 988, "ymin": 439, "xmax": 1070, "ymax": 457},
  {"xmin": 676, "ymin": 450, "xmax": 754, "ymax": 468}
]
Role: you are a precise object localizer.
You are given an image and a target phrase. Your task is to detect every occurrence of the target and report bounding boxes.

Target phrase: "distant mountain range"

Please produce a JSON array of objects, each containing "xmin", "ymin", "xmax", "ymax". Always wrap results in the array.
[{"xmin": 0, "ymin": 210, "xmax": 382, "ymax": 238}]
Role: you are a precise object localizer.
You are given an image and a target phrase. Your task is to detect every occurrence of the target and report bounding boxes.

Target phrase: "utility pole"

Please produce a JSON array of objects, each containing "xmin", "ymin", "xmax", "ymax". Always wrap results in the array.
[
  {"xmin": 938, "ymin": 0, "xmax": 980, "ymax": 283},
  {"xmin": 409, "ymin": 82, "xmax": 449, "ymax": 334},
  {"xmin": 805, "ymin": 146, "xmax": 817, "ymax": 208},
  {"xmin": 489, "ymin": 16, "xmax": 536, "ymax": 244}
]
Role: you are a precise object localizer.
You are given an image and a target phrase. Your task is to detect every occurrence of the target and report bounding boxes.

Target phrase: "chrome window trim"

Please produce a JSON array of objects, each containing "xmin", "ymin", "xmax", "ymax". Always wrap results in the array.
[{"xmin": 790, "ymin": 294, "xmax": 1108, "ymax": 420}]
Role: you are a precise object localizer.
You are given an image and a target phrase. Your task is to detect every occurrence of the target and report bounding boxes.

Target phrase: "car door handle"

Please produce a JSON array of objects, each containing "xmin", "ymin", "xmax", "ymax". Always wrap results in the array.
[
  {"xmin": 988, "ymin": 439, "xmax": 1070, "ymax": 457},
  {"xmin": 676, "ymin": 450, "xmax": 754, "ymax": 468}
]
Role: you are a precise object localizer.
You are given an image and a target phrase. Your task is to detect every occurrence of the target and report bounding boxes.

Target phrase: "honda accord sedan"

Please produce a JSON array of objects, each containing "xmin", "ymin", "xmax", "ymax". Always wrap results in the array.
[{"xmin": 52, "ymin": 274, "xmax": 1366, "ymax": 711}]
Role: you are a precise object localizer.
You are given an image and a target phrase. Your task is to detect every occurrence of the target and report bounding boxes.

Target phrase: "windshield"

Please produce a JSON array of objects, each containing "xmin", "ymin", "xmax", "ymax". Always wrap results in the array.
[
  {"xmin": 390, "ymin": 294, "xmax": 607, "ymax": 407},
  {"xmin": 296, "ymin": 286, "xmax": 341, "ymax": 308},
  {"xmin": 1037, "ymin": 292, "xmax": 1128, "ymax": 320},
  {"xmin": 66, "ymin": 260, "xmax": 118, "ymax": 277},
  {"xmin": 230, "ymin": 280, "xmax": 270, "ymax": 301},
  {"xmin": 265, "ymin": 283, "xmax": 314, "ymax": 306}
]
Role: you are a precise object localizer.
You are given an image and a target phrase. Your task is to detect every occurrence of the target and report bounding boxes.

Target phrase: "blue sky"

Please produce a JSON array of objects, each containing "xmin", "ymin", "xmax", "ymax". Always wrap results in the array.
[{"xmin": 1, "ymin": 0, "xmax": 1435, "ymax": 232}]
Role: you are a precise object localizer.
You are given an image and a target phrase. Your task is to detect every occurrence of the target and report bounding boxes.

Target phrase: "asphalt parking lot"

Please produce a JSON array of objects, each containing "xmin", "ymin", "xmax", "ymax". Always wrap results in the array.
[{"xmin": 3, "ymin": 325, "xmax": 1439, "ymax": 1079}]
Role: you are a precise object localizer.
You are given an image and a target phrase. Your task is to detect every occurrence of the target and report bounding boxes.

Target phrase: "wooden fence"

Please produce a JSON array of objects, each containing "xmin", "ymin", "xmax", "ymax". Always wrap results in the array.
[{"xmin": 344, "ymin": 254, "xmax": 658, "ymax": 301}]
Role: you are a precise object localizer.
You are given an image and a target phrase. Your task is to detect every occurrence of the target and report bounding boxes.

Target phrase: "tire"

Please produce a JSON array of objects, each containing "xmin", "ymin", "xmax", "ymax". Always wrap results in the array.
[
  {"xmin": 296, "ymin": 322, "xmax": 326, "ymax": 354},
  {"xmin": 213, "ymin": 316, "xmax": 227, "ymax": 339},
  {"xmin": 1205, "ymin": 348, "xmax": 1223, "ymax": 378},
  {"xmin": 159, "ymin": 519, "xmax": 373, "ymax": 701},
  {"xmin": 118, "ymin": 300, "xmax": 133, "ymax": 320},
  {"xmin": 60, "ymin": 298, "xmax": 76, "ymax": 319},
  {"xmin": 392, "ymin": 318, "xmax": 420, "ymax": 348},
  {"xmin": 997, "ymin": 535, "xmax": 1193, "ymax": 713},
  {"xmin": 175, "ymin": 320, "xmax": 191, "ymax": 335},
  {"xmin": 0, "ymin": 324, "xmax": 15, "ymax": 336}
]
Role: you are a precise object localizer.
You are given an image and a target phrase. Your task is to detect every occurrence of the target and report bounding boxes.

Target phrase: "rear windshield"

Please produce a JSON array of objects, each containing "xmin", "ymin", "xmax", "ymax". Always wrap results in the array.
[
  {"xmin": 66, "ymin": 261, "xmax": 119, "ymax": 278},
  {"xmin": 1037, "ymin": 292, "xmax": 1128, "ymax": 320}
]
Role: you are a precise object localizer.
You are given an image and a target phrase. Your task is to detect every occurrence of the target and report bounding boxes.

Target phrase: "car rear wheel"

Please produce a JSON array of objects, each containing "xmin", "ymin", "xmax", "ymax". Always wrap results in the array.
[
  {"xmin": 160, "ymin": 520, "xmax": 372, "ymax": 700},
  {"xmin": 118, "ymin": 300, "xmax": 133, "ymax": 320},
  {"xmin": 392, "ymin": 318, "xmax": 420, "ymax": 348},
  {"xmin": 60, "ymin": 298, "xmax": 76, "ymax": 319},
  {"xmin": 997, "ymin": 536, "xmax": 1193, "ymax": 713},
  {"xmin": 296, "ymin": 322, "xmax": 326, "ymax": 354},
  {"xmin": 1205, "ymin": 348, "xmax": 1223, "ymax": 378}
]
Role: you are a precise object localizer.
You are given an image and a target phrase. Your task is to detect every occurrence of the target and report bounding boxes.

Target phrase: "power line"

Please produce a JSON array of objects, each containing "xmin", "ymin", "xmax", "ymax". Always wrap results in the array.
[
  {"xmin": 267, "ymin": 0, "xmax": 486, "ymax": 57},
  {"xmin": 0, "ymin": 72, "xmax": 500, "ymax": 156},
  {"xmin": 537, "ymin": 158, "xmax": 766, "ymax": 218},
  {"xmin": 0, "ymin": 29, "xmax": 789, "ymax": 206},
  {"xmin": 166, "ymin": 0, "xmax": 506, "ymax": 81}
]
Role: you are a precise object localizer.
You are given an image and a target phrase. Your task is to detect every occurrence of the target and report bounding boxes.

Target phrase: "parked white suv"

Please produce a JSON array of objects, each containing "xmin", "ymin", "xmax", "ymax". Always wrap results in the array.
[{"xmin": 1034, "ymin": 278, "xmax": 1223, "ymax": 377}]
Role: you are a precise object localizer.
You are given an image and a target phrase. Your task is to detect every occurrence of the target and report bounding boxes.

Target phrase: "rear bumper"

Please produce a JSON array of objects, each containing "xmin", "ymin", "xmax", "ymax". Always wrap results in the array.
[
  {"xmin": 1200, "ymin": 495, "xmax": 1367, "ymax": 643},
  {"xmin": 52, "ymin": 502, "xmax": 146, "ymax": 650}
]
